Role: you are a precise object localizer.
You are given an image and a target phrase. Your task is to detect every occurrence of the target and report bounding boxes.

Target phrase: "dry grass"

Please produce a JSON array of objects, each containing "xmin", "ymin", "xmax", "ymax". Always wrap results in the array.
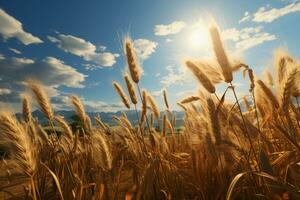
[{"xmin": 1, "ymin": 23, "xmax": 300, "ymax": 200}]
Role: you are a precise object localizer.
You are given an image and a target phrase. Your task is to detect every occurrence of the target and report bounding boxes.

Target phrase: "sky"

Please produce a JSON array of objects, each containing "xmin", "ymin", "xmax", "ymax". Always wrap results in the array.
[{"xmin": 0, "ymin": 0, "xmax": 300, "ymax": 113}]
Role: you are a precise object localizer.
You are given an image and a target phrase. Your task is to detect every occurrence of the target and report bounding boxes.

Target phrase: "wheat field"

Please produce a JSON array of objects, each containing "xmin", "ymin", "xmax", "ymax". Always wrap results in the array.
[{"xmin": 0, "ymin": 24, "xmax": 299, "ymax": 200}]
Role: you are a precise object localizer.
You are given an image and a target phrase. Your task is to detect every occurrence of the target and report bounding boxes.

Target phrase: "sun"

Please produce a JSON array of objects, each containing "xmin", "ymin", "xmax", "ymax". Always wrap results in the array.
[{"xmin": 187, "ymin": 19, "xmax": 211, "ymax": 51}]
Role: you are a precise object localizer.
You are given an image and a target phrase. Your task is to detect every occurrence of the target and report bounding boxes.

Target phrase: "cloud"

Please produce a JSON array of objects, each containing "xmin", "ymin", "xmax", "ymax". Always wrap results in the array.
[
  {"xmin": 82, "ymin": 99, "xmax": 124, "ymax": 112},
  {"xmin": 151, "ymin": 89, "xmax": 164, "ymax": 97},
  {"xmin": 222, "ymin": 26, "xmax": 276, "ymax": 51},
  {"xmin": 253, "ymin": 2, "xmax": 300, "ymax": 23},
  {"xmin": 0, "ymin": 88, "xmax": 11, "ymax": 95},
  {"xmin": 133, "ymin": 39, "xmax": 158, "ymax": 59},
  {"xmin": 175, "ymin": 90, "xmax": 195, "ymax": 97},
  {"xmin": 0, "ymin": 8, "xmax": 43, "ymax": 45},
  {"xmin": 0, "ymin": 56, "xmax": 88, "ymax": 112},
  {"xmin": 239, "ymin": 2, "xmax": 300, "ymax": 23},
  {"xmin": 99, "ymin": 45, "xmax": 107, "ymax": 51},
  {"xmin": 86, "ymin": 52, "xmax": 119, "ymax": 67},
  {"xmin": 0, "ymin": 55, "xmax": 86, "ymax": 98},
  {"xmin": 9, "ymin": 48, "xmax": 22, "ymax": 54},
  {"xmin": 47, "ymin": 34, "xmax": 95, "ymax": 57},
  {"xmin": 154, "ymin": 21, "xmax": 186, "ymax": 36},
  {"xmin": 235, "ymin": 32, "xmax": 276, "ymax": 51},
  {"xmin": 160, "ymin": 65, "xmax": 188, "ymax": 88},
  {"xmin": 53, "ymin": 94, "xmax": 125, "ymax": 112},
  {"xmin": 48, "ymin": 34, "xmax": 119, "ymax": 68},
  {"xmin": 239, "ymin": 11, "xmax": 251, "ymax": 23}
]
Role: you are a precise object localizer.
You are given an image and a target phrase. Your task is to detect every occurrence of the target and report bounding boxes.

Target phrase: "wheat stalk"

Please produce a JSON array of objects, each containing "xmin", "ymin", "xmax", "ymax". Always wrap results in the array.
[
  {"xmin": 180, "ymin": 96, "xmax": 201, "ymax": 104},
  {"xmin": 0, "ymin": 112, "xmax": 36, "ymax": 176},
  {"xmin": 124, "ymin": 38, "xmax": 141, "ymax": 83},
  {"xmin": 280, "ymin": 68, "xmax": 299, "ymax": 112},
  {"xmin": 54, "ymin": 116, "xmax": 73, "ymax": 139},
  {"xmin": 22, "ymin": 96, "xmax": 32, "ymax": 123},
  {"xmin": 147, "ymin": 92, "xmax": 160, "ymax": 120},
  {"xmin": 140, "ymin": 90, "xmax": 147, "ymax": 124},
  {"xmin": 28, "ymin": 81, "xmax": 53, "ymax": 121},
  {"xmin": 71, "ymin": 96, "xmax": 87, "ymax": 123},
  {"xmin": 209, "ymin": 25, "xmax": 233, "ymax": 83},
  {"xmin": 163, "ymin": 89, "xmax": 169, "ymax": 110},
  {"xmin": 186, "ymin": 60, "xmax": 216, "ymax": 93},
  {"xmin": 113, "ymin": 81, "xmax": 131, "ymax": 109},
  {"xmin": 256, "ymin": 79, "xmax": 279, "ymax": 109},
  {"xmin": 206, "ymin": 98, "xmax": 221, "ymax": 145},
  {"xmin": 124, "ymin": 73, "xmax": 138, "ymax": 104}
]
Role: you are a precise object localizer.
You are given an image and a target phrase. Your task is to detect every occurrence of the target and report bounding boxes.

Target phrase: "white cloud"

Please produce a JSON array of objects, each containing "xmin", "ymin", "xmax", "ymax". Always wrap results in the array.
[
  {"xmin": 48, "ymin": 34, "xmax": 119, "ymax": 68},
  {"xmin": 175, "ymin": 90, "xmax": 195, "ymax": 97},
  {"xmin": 86, "ymin": 52, "xmax": 119, "ymax": 67},
  {"xmin": 54, "ymin": 95, "xmax": 124, "ymax": 112},
  {"xmin": 236, "ymin": 32, "xmax": 276, "ymax": 51},
  {"xmin": 59, "ymin": 93, "xmax": 121, "ymax": 112},
  {"xmin": 0, "ymin": 56, "xmax": 87, "ymax": 110},
  {"xmin": 82, "ymin": 63, "xmax": 101, "ymax": 70},
  {"xmin": 239, "ymin": 11, "xmax": 251, "ymax": 23},
  {"xmin": 151, "ymin": 89, "xmax": 164, "ymax": 97},
  {"xmin": 222, "ymin": 26, "xmax": 276, "ymax": 52},
  {"xmin": 12, "ymin": 57, "xmax": 35, "ymax": 64},
  {"xmin": 154, "ymin": 21, "xmax": 186, "ymax": 36},
  {"xmin": 239, "ymin": 2, "xmax": 300, "ymax": 23},
  {"xmin": 9, "ymin": 48, "xmax": 21, "ymax": 54},
  {"xmin": 99, "ymin": 45, "xmax": 107, "ymax": 51},
  {"xmin": 0, "ymin": 56, "xmax": 87, "ymax": 90},
  {"xmin": 253, "ymin": 2, "xmax": 300, "ymax": 23},
  {"xmin": 160, "ymin": 65, "xmax": 188, "ymax": 88},
  {"xmin": 0, "ymin": 88, "xmax": 11, "ymax": 95},
  {"xmin": 0, "ymin": 9, "xmax": 43, "ymax": 45},
  {"xmin": 133, "ymin": 39, "xmax": 158, "ymax": 59},
  {"xmin": 48, "ymin": 34, "xmax": 95, "ymax": 57},
  {"xmin": 83, "ymin": 99, "xmax": 124, "ymax": 112},
  {"xmin": 43, "ymin": 57, "xmax": 87, "ymax": 88}
]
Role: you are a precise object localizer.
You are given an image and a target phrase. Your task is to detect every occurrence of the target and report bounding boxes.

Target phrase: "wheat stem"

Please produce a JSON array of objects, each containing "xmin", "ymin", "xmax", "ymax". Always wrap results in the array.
[{"xmin": 230, "ymin": 82, "xmax": 259, "ymax": 169}]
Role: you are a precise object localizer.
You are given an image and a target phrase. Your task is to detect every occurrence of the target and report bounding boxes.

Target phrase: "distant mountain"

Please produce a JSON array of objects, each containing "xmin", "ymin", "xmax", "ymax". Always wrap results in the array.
[{"xmin": 16, "ymin": 110, "xmax": 185, "ymax": 127}]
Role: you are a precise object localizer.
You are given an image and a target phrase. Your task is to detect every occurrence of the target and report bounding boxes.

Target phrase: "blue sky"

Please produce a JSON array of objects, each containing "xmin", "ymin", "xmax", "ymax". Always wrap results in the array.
[{"xmin": 0, "ymin": 0, "xmax": 299, "ymax": 112}]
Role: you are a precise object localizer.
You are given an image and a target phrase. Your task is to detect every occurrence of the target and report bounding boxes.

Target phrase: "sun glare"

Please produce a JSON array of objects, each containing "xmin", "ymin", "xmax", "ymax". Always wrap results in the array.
[{"xmin": 187, "ymin": 19, "xmax": 210, "ymax": 51}]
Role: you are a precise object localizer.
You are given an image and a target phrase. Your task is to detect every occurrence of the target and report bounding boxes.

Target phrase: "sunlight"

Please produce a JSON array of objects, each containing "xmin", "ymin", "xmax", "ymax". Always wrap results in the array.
[{"xmin": 187, "ymin": 19, "xmax": 210, "ymax": 51}]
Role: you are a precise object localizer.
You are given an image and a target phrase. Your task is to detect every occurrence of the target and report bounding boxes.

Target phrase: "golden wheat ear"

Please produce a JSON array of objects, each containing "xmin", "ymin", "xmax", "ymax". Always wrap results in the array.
[
  {"xmin": 71, "ymin": 95, "xmax": 87, "ymax": 123},
  {"xmin": 185, "ymin": 60, "xmax": 215, "ymax": 94},
  {"xmin": 256, "ymin": 79, "xmax": 279, "ymax": 109},
  {"xmin": 0, "ymin": 112, "xmax": 36, "ymax": 176},
  {"xmin": 140, "ymin": 90, "xmax": 148, "ymax": 124},
  {"xmin": 180, "ymin": 96, "xmax": 201, "ymax": 104},
  {"xmin": 209, "ymin": 25, "xmax": 233, "ymax": 83},
  {"xmin": 274, "ymin": 49, "xmax": 295, "ymax": 84},
  {"xmin": 124, "ymin": 73, "xmax": 138, "ymax": 104},
  {"xmin": 124, "ymin": 38, "xmax": 141, "ymax": 83},
  {"xmin": 147, "ymin": 92, "xmax": 160, "ymax": 120},
  {"xmin": 113, "ymin": 81, "xmax": 131, "ymax": 109},
  {"xmin": 22, "ymin": 96, "xmax": 32, "ymax": 123},
  {"xmin": 28, "ymin": 81, "xmax": 54, "ymax": 121},
  {"xmin": 54, "ymin": 116, "xmax": 73, "ymax": 139},
  {"xmin": 162, "ymin": 114, "xmax": 167, "ymax": 137}
]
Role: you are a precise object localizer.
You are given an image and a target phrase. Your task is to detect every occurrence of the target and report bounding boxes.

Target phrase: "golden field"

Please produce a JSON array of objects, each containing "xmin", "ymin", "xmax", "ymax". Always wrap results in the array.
[{"xmin": 0, "ymin": 24, "xmax": 299, "ymax": 200}]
